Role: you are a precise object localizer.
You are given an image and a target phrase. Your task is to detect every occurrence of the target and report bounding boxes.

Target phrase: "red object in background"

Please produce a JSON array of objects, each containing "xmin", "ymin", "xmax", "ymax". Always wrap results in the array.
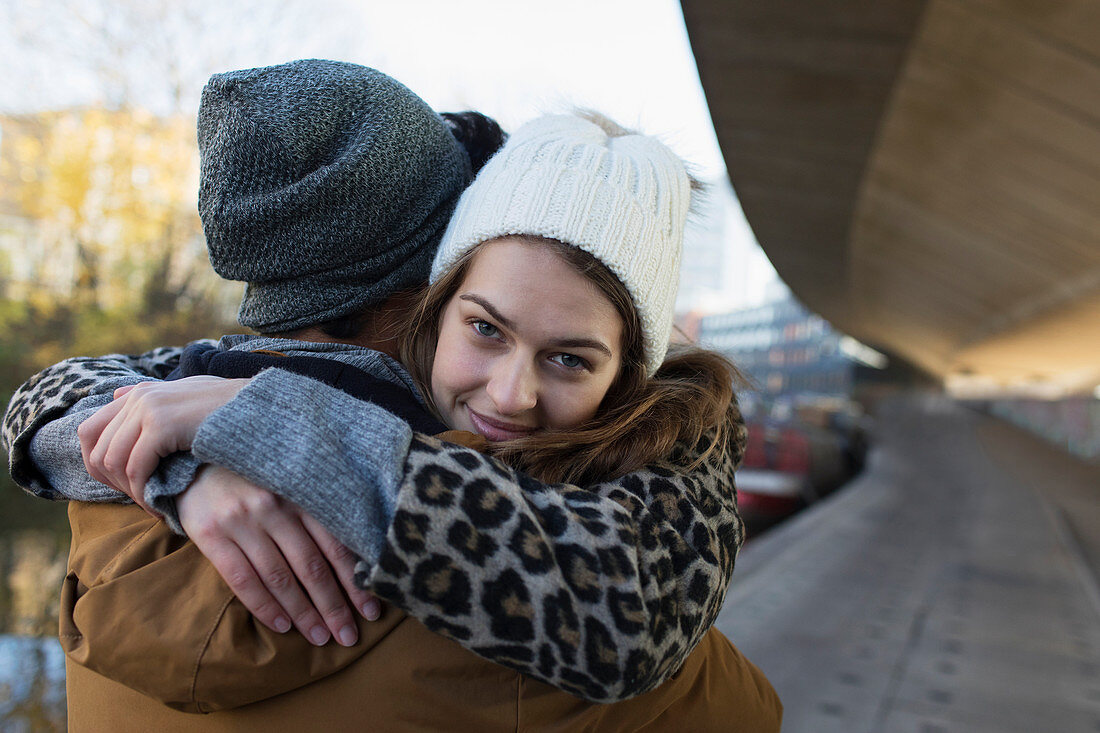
[
  {"xmin": 775, "ymin": 428, "xmax": 810, "ymax": 474},
  {"xmin": 736, "ymin": 468, "xmax": 805, "ymax": 537},
  {"xmin": 736, "ymin": 422, "xmax": 810, "ymax": 536},
  {"xmin": 735, "ymin": 403, "xmax": 868, "ymax": 538},
  {"xmin": 741, "ymin": 424, "xmax": 768, "ymax": 469}
]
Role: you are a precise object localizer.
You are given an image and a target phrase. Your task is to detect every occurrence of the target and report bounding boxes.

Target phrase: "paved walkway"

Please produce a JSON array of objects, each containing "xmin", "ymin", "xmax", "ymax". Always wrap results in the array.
[{"xmin": 716, "ymin": 395, "xmax": 1100, "ymax": 733}]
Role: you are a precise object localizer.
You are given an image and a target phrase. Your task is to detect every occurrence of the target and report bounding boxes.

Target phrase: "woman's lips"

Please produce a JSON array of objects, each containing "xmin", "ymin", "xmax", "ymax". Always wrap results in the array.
[{"xmin": 466, "ymin": 407, "xmax": 537, "ymax": 441}]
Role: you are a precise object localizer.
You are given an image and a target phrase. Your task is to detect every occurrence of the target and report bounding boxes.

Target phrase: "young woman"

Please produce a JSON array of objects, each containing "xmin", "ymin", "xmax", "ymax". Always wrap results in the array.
[{"xmin": 7, "ymin": 100, "xmax": 778, "ymax": 727}]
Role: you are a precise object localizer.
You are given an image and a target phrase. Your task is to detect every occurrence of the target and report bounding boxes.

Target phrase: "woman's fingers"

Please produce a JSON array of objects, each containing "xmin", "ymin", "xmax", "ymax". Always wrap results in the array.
[
  {"xmin": 78, "ymin": 394, "xmax": 126, "ymax": 487},
  {"xmin": 82, "ymin": 377, "xmax": 250, "ymax": 502},
  {"xmin": 230, "ymin": 525, "xmax": 336, "ymax": 646},
  {"xmin": 190, "ymin": 531, "xmax": 293, "ymax": 635},
  {"xmin": 83, "ymin": 396, "xmax": 157, "ymax": 512},
  {"xmin": 179, "ymin": 467, "xmax": 297, "ymax": 635},
  {"xmin": 80, "ymin": 394, "xmax": 132, "ymax": 491},
  {"xmin": 112, "ymin": 384, "xmax": 138, "ymax": 399},
  {"xmin": 186, "ymin": 491, "xmax": 330, "ymax": 644},
  {"xmin": 300, "ymin": 512, "xmax": 382, "ymax": 623},
  {"xmin": 99, "ymin": 413, "xmax": 147, "ymax": 501},
  {"xmin": 265, "ymin": 511, "xmax": 360, "ymax": 646},
  {"xmin": 178, "ymin": 465, "xmax": 358, "ymax": 646},
  {"xmin": 123, "ymin": 426, "xmax": 177, "ymax": 511}
]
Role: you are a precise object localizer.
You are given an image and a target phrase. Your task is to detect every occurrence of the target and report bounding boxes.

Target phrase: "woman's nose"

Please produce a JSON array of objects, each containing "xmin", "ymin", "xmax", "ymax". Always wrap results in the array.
[{"xmin": 486, "ymin": 356, "xmax": 538, "ymax": 416}]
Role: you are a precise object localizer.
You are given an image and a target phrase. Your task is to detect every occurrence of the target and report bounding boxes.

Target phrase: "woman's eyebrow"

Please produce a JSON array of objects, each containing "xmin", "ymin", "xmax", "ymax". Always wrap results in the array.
[
  {"xmin": 550, "ymin": 338, "xmax": 613, "ymax": 359},
  {"xmin": 458, "ymin": 293, "xmax": 613, "ymax": 358},
  {"xmin": 459, "ymin": 293, "xmax": 515, "ymax": 331}
]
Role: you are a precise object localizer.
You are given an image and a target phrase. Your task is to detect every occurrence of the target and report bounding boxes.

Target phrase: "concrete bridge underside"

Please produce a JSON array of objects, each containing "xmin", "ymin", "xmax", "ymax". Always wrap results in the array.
[{"xmin": 681, "ymin": 0, "xmax": 1100, "ymax": 396}]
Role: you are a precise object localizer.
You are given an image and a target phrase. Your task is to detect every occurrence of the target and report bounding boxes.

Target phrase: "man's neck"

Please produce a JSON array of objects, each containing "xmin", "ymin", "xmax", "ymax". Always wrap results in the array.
[{"xmin": 287, "ymin": 287, "xmax": 423, "ymax": 358}]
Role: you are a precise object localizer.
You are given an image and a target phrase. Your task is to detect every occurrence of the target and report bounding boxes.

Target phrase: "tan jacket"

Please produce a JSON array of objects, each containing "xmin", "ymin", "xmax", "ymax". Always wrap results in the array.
[{"xmin": 62, "ymin": 499, "xmax": 780, "ymax": 731}]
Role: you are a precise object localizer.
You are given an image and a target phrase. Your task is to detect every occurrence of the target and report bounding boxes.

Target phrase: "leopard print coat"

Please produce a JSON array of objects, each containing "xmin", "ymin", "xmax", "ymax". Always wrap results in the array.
[
  {"xmin": 3, "ymin": 346, "xmax": 747, "ymax": 702},
  {"xmin": 2, "ymin": 346, "xmax": 195, "ymax": 497}
]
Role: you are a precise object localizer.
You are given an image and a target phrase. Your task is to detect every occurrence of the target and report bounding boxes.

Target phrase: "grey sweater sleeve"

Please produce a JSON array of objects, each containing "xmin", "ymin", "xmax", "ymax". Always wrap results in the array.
[
  {"xmin": 7, "ymin": 348, "xmax": 203, "ymax": 533},
  {"xmin": 27, "ymin": 398, "xmax": 203, "ymax": 532},
  {"xmin": 191, "ymin": 367, "xmax": 413, "ymax": 567},
  {"xmin": 28, "ymin": 394, "xmax": 132, "ymax": 503},
  {"xmin": 142, "ymin": 454, "xmax": 205, "ymax": 534},
  {"xmin": 3, "ymin": 347, "xmax": 191, "ymax": 499}
]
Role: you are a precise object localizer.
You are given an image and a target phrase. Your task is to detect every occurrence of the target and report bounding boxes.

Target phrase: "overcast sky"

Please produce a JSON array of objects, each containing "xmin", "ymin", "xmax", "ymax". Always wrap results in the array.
[
  {"xmin": 1, "ymin": 0, "xmax": 778, "ymax": 309},
  {"xmin": 3, "ymin": 0, "xmax": 724, "ymax": 172}
]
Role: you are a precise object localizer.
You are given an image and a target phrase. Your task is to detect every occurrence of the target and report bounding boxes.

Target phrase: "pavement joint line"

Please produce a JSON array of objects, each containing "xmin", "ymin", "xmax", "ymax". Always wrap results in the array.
[
  {"xmin": 869, "ymin": 584, "xmax": 937, "ymax": 732},
  {"xmin": 1036, "ymin": 486, "xmax": 1100, "ymax": 622}
]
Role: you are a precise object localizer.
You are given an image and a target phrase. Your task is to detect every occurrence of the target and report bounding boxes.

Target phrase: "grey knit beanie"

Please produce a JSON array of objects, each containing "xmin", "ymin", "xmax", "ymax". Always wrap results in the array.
[{"xmin": 198, "ymin": 59, "xmax": 473, "ymax": 333}]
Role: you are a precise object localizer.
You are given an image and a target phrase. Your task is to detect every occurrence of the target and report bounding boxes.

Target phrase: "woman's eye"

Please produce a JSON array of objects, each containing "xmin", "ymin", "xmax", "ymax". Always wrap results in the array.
[
  {"xmin": 473, "ymin": 320, "xmax": 499, "ymax": 338},
  {"xmin": 551, "ymin": 353, "xmax": 585, "ymax": 370}
]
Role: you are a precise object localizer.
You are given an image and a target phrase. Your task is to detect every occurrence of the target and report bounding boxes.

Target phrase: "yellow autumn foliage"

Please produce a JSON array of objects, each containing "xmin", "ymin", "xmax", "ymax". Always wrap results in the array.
[
  {"xmin": 0, "ymin": 106, "xmax": 241, "ymax": 428},
  {"xmin": 0, "ymin": 106, "xmax": 243, "ymax": 537},
  {"xmin": 0, "ymin": 106, "xmax": 239, "ymax": 351}
]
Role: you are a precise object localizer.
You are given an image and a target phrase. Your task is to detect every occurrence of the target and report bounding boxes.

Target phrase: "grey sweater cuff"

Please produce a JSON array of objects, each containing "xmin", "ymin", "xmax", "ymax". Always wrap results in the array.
[
  {"xmin": 144, "ymin": 453, "xmax": 204, "ymax": 535},
  {"xmin": 191, "ymin": 368, "xmax": 413, "ymax": 566},
  {"xmin": 26, "ymin": 393, "xmax": 125, "ymax": 503}
]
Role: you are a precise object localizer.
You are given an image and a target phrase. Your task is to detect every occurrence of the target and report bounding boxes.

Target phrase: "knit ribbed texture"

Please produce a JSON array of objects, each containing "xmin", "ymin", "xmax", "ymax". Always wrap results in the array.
[
  {"xmin": 192, "ymin": 367, "xmax": 413, "ymax": 566},
  {"xmin": 198, "ymin": 59, "xmax": 473, "ymax": 333},
  {"xmin": 432, "ymin": 114, "xmax": 690, "ymax": 374}
]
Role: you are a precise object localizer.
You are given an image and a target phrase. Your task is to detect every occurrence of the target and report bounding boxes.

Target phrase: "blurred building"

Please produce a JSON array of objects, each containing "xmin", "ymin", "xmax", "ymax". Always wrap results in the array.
[
  {"xmin": 699, "ymin": 293, "xmax": 887, "ymax": 401},
  {"xmin": 985, "ymin": 397, "xmax": 1100, "ymax": 462}
]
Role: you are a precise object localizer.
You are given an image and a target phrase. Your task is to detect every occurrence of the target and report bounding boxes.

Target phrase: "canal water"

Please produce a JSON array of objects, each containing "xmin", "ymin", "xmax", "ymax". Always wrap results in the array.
[
  {"xmin": 0, "ymin": 635, "xmax": 65, "ymax": 732},
  {"xmin": 0, "ymin": 514, "xmax": 70, "ymax": 732}
]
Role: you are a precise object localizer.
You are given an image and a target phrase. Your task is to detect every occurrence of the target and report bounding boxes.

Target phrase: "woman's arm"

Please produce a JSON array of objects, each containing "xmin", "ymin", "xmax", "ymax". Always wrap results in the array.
[
  {"xmin": 192, "ymin": 368, "xmax": 747, "ymax": 702},
  {"xmin": 6, "ymin": 356, "xmax": 745, "ymax": 702},
  {"xmin": 3, "ymin": 354, "xmax": 377, "ymax": 646},
  {"xmin": 3, "ymin": 346, "xmax": 194, "ymax": 499},
  {"xmin": 370, "ymin": 430, "xmax": 743, "ymax": 702}
]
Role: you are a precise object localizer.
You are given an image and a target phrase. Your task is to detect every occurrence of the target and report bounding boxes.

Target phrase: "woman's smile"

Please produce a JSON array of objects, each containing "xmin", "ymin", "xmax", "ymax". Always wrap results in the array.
[{"xmin": 465, "ymin": 407, "xmax": 538, "ymax": 441}]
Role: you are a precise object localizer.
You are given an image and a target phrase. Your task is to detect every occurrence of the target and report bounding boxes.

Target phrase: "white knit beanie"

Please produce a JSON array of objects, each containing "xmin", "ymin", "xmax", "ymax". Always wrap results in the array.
[{"xmin": 432, "ymin": 113, "xmax": 691, "ymax": 375}]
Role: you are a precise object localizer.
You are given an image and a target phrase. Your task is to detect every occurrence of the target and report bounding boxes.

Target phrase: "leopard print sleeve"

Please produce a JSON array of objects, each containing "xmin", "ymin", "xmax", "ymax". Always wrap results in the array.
[
  {"xmin": 2, "ymin": 345, "xmax": 193, "ymax": 498},
  {"xmin": 365, "ymin": 400, "xmax": 747, "ymax": 702}
]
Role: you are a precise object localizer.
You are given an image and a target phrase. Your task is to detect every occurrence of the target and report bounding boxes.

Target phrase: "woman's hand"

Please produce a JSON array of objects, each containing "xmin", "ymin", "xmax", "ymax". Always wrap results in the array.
[
  {"xmin": 178, "ymin": 465, "xmax": 382, "ymax": 647},
  {"xmin": 78, "ymin": 376, "xmax": 249, "ymax": 510}
]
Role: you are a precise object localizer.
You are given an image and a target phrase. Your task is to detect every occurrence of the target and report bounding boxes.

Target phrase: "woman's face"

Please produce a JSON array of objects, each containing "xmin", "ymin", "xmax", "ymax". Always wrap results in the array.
[{"xmin": 431, "ymin": 237, "xmax": 624, "ymax": 441}]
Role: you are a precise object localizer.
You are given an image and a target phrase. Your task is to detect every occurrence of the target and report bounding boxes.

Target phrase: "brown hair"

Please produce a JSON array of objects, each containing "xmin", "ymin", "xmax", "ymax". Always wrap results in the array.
[{"xmin": 401, "ymin": 235, "xmax": 742, "ymax": 485}]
